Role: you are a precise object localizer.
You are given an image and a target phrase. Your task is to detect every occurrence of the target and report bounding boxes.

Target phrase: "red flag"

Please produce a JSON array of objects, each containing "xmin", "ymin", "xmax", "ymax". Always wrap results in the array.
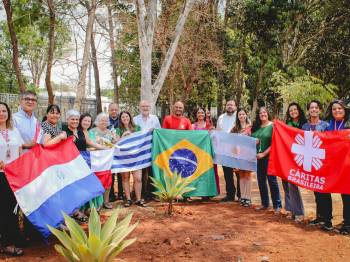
[{"xmin": 268, "ymin": 120, "xmax": 350, "ymax": 194}]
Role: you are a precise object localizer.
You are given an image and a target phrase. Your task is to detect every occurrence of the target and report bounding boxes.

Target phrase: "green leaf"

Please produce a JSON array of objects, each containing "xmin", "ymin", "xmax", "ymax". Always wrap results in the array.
[
  {"xmin": 54, "ymin": 244, "xmax": 77, "ymax": 262},
  {"xmin": 63, "ymin": 213, "xmax": 87, "ymax": 244},
  {"xmin": 100, "ymin": 208, "xmax": 120, "ymax": 242},
  {"xmin": 87, "ymin": 234, "xmax": 102, "ymax": 259},
  {"xmin": 88, "ymin": 207, "xmax": 101, "ymax": 239}
]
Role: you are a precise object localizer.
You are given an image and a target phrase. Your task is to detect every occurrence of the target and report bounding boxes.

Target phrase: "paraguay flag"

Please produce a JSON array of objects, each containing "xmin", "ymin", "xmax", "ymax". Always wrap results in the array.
[
  {"xmin": 152, "ymin": 129, "xmax": 218, "ymax": 197},
  {"xmin": 80, "ymin": 149, "xmax": 114, "ymax": 189},
  {"xmin": 4, "ymin": 138, "xmax": 104, "ymax": 237}
]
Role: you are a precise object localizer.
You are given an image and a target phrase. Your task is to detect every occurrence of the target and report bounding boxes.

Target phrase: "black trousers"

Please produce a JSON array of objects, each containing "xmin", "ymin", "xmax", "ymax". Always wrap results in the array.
[
  {"xmin": 314, "ymin": 192, "xmax": 332, "ymax": 222},
  {"xmin": 109, "ymin": 173, "xmax": 124, "ymax": 199},
  {"xmin": 142, "ymin": 167, "xmax": 154, "ymax": 200},
  {"xmin": 0, "ymin": 172, "xmax": 21, "ymax": 246},
  {"xmin": 222, "ymin": 166, "xmax": 241, "ymax": 200},
  {"xmin": 341, "ymin": 194, "xmax": 350, "ymax": 226}
]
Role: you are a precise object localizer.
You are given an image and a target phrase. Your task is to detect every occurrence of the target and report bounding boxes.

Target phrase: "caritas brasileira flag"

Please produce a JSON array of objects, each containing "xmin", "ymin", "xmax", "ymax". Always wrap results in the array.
[
  {"xmin": 4, "ymin": 138, "xmax": 104, "ymax": 237},
  {"xmin": 268, "ymin": 120, "xmax": 350, "ymax": 194}
]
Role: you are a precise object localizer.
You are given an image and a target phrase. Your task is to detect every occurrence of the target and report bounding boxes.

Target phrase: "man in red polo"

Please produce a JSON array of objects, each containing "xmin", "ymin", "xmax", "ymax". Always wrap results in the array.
[{"xmin": 162, "ymin": 101, "xmax": 192, "ymax": 130}]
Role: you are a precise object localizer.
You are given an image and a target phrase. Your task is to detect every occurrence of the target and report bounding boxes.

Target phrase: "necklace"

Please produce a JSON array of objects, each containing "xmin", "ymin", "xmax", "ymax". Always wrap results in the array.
[{"xmin": 0, "ymin": 129, "xmax": 11, "ymax": 159}]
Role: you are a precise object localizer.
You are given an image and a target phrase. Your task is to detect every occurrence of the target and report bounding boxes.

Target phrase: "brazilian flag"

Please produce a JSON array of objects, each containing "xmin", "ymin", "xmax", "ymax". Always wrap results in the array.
[{"xmin": 152, "ymin": 129, "xmax": 218, "ymax": 197}]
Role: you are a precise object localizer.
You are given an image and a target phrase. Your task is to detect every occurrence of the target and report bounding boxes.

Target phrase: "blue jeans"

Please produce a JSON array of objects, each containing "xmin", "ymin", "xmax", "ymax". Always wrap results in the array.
[
  {"xmin": 283, "ymin": 181, "xmax": 304, "ymax": 216},
  {"xmin": 257, "ymin": 157, "xmax": 282, "ymax": 209}
]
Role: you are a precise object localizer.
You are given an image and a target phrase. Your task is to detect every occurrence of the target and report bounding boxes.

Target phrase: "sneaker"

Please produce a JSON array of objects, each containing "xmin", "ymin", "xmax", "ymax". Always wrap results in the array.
[
  {"xmin": 220, "ymin": 197, "xmax": 234, "ymax": 202},
  {"xmin": 274, "ymin": 208, "xmax": 282, "ymax": 215},
  {"xmin": 339, "ymin": 225, "xmax": 350, "ymax": 235},
  {"xmin": 243, "ymin": 199, "xmax": 251, "ymax": 207},
  {"xmin": 308, "ymin": 218, "xmax": 324, "ymax": 226},
  {"xmin": 321, "ymin": 221, "xmax": 333, "ymax": 231},
  {"xmin": 124, "ymin": 199, "xmax": 132, "ymax": 207},
  {"xmin": 135, "ymin": 200, "xmax": 147, "ymax": 207},
  {"xmin": 239, "ymin": 199, "xmax": 245, "ymax": 206}
]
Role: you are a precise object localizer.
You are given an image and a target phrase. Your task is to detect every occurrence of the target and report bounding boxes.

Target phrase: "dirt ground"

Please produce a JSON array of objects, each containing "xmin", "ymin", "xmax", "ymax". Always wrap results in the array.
[{"xmin": 2, "ymin": 168, "xmax": 350, "ymax": 262}]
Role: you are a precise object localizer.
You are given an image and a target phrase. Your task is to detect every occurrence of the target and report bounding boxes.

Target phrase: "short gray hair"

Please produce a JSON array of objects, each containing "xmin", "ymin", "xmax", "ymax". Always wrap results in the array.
[
  {"xmin": 66, "ymin": 109, "xmax": 80, "ymax": 120},
  {"xmin": 94, "ymin": 112, "xmax": 110, "ymax": 126}
]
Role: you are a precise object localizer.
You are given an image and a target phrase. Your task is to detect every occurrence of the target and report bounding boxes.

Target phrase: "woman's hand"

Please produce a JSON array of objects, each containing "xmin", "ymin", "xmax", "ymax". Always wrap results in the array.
[
  {"xmin": 0, "ymin": 160, "xmax": 5, "ymax": 170},
  {"xmin": 122, "ymin": 130, "xmax": 131, "ymax": 137},
  {"xmin": 257, "ymin": 152, "xmax": 265, "ymax": 159},
  {"xmin": 59, "ymin": 131, "xmax": 67, "ymax": 140}
]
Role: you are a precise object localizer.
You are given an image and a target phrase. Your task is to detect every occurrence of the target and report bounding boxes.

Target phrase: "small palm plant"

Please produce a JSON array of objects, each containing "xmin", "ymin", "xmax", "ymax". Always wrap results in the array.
[
  {"xmin": 150, "ymin": 172, "xmax": 195, "ymax": 215},
  {"xmin": 48, "ymin": 207, "xmax": 137, "ymax": 262}
]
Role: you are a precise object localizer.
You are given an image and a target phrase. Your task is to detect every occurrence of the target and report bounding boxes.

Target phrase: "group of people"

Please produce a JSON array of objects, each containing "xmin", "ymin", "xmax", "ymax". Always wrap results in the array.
[{"xmin": 1, "ymin": 90, "xmax": 350, "ymax": 257}]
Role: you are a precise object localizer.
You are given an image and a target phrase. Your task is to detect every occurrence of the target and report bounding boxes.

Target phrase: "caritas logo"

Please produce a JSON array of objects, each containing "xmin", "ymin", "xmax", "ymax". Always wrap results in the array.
[{"xmin": 288, "ymin": 131, "xmax": 326, "ymax": 190}]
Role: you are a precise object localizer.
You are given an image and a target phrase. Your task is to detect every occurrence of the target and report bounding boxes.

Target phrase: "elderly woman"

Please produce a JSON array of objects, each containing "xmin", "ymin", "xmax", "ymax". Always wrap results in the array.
[
  {"xmin": 0, "ymin": 102, "xmax": 24, "ymax": 256},
  {"xmin": 89, "ymin": 113, "xmax": 117, "ymax": 209}
]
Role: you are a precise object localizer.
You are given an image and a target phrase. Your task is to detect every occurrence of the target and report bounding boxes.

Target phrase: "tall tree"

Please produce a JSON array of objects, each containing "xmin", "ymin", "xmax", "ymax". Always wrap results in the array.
[
  {"xmin": 45, "ymin": 0, "xmax": 56, "ymax": 104},
  {"xmin": 2, "ymin": 0, "xmax": 25, "ymax": 93},
  {"xmin": 74, "ymin": 0, "xmax": 97, "ymax": 110},
  {"xmin": 106, "ymin": 0, "xmax": 119, "ymax": 103},
  {"xmin": 136, "ymin": 0, "xmax": 196, "ymax": 108},
  {"xmin": 90, "ymin": 33, "xmax": 102, "ymax": 113}
]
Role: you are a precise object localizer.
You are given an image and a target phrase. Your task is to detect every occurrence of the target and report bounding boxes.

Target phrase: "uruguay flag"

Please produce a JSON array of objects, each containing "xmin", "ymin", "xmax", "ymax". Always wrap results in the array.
[
  {"xmin": 81, "ymin": 149, "xmax": 114, "ymax": 189},
  {"xmin": 112, "ymin": 130, "xmax": 152, "ymax": 173},
  {"xmin": 4, "ymin": 138, "xmax": 104, "ymax": 238}
]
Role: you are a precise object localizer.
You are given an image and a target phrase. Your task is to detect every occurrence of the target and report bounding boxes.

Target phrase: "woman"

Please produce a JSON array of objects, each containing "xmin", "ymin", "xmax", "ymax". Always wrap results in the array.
[
  {"xmin": 115, "ymin": 111, "xmax": 145, "ymax": 207},
  {"xmin": 252, "ymin": 107, "xmax": 282, "ymax": 213},
  {"xmin": 324, "ymin": 100, "xmax": 350, "ymax": 234},
  {"xmin": 0, "ymin": 102, "xmax": 24, "ymax": 256},
  {"xmin": 89, "ymin": 113, "xmax": 117, "ymax": 209},
  {"xmin": 41, "ymin": 104, "xmax": 67, "ymax": 146},
  {"xmin": 78, "ymin": 113, "xmax": 105, "ymax": 150},
  {"xmin": 192, "ymin": 108, "xmax": 213, "ymax": 130},
  {"xmin": 302, "ymin": 100, "xmax": 329, "ymax": 229},
  {"xmin": 231, "ymin": 108, "xmax": 252, "ymax": 207},
  {"xmin": 192, "ymin": 108, "xmax": 220, "ymax": 199},
  {"xmin": 283, "ymin": 102, "xmax": 307, "ymax": 222}
]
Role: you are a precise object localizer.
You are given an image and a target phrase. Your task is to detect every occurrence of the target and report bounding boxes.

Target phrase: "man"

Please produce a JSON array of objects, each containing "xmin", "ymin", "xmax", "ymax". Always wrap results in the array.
[
  {"xmin": 162, "ymin": 101, "xmax": 192, "ymax": 130},
  {"xmin": 217, "ymin": 100, "xmax": 240, "ymax": 202},
  {"xmin": 133, "ymin": 100, "xmax": 161, "ymax": 200},
  {"xmin": 13, "ymin": 91, "xmax": 41, "ymax": 150},
  {"xmin": 13, "ymin": 90, "xmax": 43, "ymax": 243},
  {"xmin": 107, "ymin": 103, "xmax": 123, "ymax": 202}
]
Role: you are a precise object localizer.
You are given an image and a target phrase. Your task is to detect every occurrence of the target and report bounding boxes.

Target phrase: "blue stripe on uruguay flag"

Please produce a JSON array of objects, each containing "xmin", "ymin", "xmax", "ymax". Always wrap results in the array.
[
  {"xmin": 112, "ymin": 130, "xmax": 153, "ymax": 173},
  {"xmin": 80, "ymin": 151, "xmax": 92, "ymax": 168}
]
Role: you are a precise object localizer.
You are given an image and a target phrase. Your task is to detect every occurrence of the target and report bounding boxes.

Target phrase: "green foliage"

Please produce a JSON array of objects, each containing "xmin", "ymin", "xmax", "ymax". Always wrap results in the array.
[
  {"xmin": 48, "ymin": 207, "xmax": 137, "ymax": 262},
  {"xmin": 271, "ymin": 70, "xmax": 338, "ymax": 110},
  {"xmin": 150, "ymin": 172, "xmax": 195, "ymax": 215}
]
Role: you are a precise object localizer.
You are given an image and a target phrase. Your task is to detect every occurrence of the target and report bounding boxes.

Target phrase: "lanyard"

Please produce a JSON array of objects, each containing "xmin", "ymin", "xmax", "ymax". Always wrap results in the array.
[{"xmin": 334, "ymin": 120, "xmax": 344, "ymax": 130}]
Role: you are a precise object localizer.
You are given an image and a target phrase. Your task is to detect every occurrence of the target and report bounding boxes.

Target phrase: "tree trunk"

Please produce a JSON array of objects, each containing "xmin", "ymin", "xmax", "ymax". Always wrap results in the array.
[
  {"xmin": 45, "ymin": 0, "xmax": 56, "ymax": 105},
  {"xmin": 106, "ymin": 0, "xmax": 119, "ymax": 103},
  {"xmin": 251, "ymin": 60, "xmax": 266, "ymax": 120},
  {"xmin": 74, "ymin": 0, "xmax": 97, "ymax": 111},
  {"xmin": 136, "ymin": 0, "xmax": 195, "ymax": 109},
  {"xmin": 3, "ymin": 0, "xmax": 26, "ymax": 93},
  {"xmin": 90, "ymin": 33, "xmax": 102, "ymax": 114}
]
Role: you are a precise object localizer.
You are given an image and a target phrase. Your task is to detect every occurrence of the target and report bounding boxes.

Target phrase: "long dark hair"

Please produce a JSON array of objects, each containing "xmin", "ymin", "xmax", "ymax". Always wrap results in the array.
[
  {"xmin": 325, "ymin": 99, "xmax": 350, "ymax": 122},
  {"xmin": 0, "ymin": 102, "xmax": 13, "ymax": 129},
  {"xmin": 252, "ymin": 106, "xmax": 271, "ymax": 132},
  {"xmin": 285, "ymin": 102, "xmax": 307, "ymax": 128},
  {"xmin": 42, "ymin": 104, "xmax": 61, "ymax": 122},
  {"xmin": 194, "ymin": 107, "xmax": 206, "ymax": 123},
  {"xmin": 118, "ymin": 111, "xmax": 136, "ymax": 131},
  {"xmin": 231, "ymin": 108, "xmax": 250, "ymax": 133},
  {"xmin": 79, "ymin": 113, "xmax": 93, "ymax": 130}
]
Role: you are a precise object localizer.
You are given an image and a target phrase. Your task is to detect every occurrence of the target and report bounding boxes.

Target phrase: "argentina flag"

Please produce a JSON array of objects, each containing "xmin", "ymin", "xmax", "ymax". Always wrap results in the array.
[{"xmin": 111, "ymin": 130, "xmax": 153, "ymax": 173}]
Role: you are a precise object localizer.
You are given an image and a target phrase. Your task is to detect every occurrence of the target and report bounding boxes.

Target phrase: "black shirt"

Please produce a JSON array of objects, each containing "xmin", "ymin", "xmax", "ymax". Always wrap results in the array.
[{"xmin": 63, "ymin": 127, "xmax": 87, "ymax": 151}]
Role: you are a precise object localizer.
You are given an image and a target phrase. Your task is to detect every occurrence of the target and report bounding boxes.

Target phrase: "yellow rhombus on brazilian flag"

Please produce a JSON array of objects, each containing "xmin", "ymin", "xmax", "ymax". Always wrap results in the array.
[{"xmin": 152, "ymin": 129, "xmax": 218, "ymax": 197}]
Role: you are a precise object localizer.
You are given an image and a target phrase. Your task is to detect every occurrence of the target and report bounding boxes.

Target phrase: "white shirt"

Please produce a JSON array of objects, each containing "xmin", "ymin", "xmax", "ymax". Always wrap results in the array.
[
  {"xmin": 0, "ymin": 128, "xmax": 24, "ymax": 172},
  {"xmin": 133, "ymin": 114, "xmax": 161, "ymax": 131},
  {"xmin": 217, "ymin": 112, "xmax": 237, "ymax": 133}
]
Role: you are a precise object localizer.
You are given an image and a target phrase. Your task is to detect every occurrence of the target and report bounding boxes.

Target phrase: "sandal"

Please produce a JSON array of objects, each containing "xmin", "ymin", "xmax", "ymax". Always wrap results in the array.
[
  {"xmin": 73, "ymin": 212, "xmax": 89, "ymax": 224},
  {"xmin": 124, "ymin": 199, "xmax": 132, "ymax": 207},
  {"xmin": 135, "ymin": 200, "xmax": 147, "ymax": 207},
  {"xmin": 1, "ymin": 246, "xmax": 24, "ymax": 257},
  {"xmin": 103, "ymin": 202, "xmax": 113, "ymax": 209}
]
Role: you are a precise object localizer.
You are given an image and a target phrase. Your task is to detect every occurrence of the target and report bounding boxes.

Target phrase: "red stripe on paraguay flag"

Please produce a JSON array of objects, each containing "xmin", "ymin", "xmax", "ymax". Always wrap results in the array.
[
  {"xmin": 81, "ymin": 149, "xmax": 114, "ymax": 189},
  {"xmin": 4, "ymin": 138, "xmax": 105, "ymax": 238}
]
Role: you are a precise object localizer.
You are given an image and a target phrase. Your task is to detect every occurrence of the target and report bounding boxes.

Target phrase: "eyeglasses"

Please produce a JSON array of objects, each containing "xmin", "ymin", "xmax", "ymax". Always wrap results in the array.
[{"xmin": 23, "ymin": 97, "xmax": 37, "ymax": 103}]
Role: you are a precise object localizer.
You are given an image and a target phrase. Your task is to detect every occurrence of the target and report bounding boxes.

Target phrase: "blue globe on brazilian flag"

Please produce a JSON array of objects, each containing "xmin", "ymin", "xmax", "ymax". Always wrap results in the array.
[{"xmin": 152, "ymin": 129, "xmax": 218, "ymax": 197}]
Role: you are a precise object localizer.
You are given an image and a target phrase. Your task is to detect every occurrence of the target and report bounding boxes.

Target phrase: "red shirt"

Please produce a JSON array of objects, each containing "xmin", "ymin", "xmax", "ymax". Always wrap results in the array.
[{"xmin": 162, "ymin": 115, "xmax": 193, "ymax": 130}]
